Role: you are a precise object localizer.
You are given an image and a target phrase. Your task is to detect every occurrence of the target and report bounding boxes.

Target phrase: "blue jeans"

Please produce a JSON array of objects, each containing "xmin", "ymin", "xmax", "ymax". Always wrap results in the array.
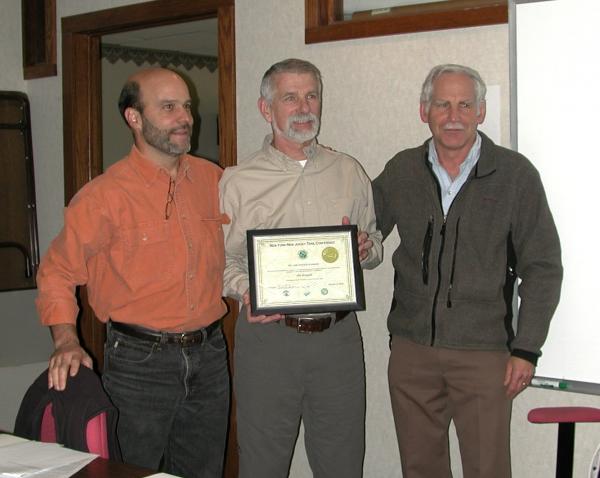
[{"xmin": 102, "ymin": 321, "xmax": 229, "ymax": 478}]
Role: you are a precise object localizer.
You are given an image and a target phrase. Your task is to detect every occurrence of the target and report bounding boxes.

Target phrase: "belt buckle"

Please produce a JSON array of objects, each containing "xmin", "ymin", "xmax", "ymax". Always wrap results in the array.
[
  {"xmin": 296, "ymin": 317, "xmax": 315, "ymax": 334},
  {"xmin": 179, "ymin": 332, "xmax": 195, "ymax": 345}
]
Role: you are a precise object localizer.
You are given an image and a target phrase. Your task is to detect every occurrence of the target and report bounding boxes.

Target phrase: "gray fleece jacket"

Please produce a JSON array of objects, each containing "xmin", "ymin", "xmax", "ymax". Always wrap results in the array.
[{"xmin": 372, "ymin": 132, "xmax": 562, "ymax": 364}]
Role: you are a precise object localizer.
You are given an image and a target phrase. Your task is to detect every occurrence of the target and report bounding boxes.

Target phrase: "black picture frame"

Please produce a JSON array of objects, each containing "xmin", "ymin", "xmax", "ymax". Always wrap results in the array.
[{"xmin": 247, "ymin": 225, "xmax": 365, "ymax": 316}]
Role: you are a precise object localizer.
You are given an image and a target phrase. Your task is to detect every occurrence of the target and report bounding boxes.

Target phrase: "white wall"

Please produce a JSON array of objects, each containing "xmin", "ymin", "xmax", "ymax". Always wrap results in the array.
[{"xmin": 2, "ymin": 0, "xmax": 600, "ymax": 476}]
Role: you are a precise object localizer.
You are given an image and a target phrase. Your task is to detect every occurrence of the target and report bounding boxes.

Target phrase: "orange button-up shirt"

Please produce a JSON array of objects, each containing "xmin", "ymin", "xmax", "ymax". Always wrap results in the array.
[{"xmin": 36, "ymin": 145, "xmax": 228, "ymax": 332}]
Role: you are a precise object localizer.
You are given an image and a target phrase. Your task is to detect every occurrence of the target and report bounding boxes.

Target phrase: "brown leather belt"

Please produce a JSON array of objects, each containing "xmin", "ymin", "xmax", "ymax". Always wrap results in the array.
[
  {"xmin": 109, "ymin": 320, "xmax": 220, "ymax": 345},
  {"xmin": 283, "ymin": 312, "xmax": 349, "ymax": 333}
]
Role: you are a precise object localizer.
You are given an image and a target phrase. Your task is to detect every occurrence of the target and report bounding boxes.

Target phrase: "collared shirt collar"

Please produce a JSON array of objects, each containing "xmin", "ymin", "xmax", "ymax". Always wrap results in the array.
[
  {"xmin": 262, "ymin": 134, "xmax": 319, "ymax": 170},
  {"xmin": 126, "ymin": 144, "xmax": 193, "ymax": 186},
  {"xmin": 427, "ymin": 132, "xmax": 481, "ymax": 177},
  {"xmin": 427, "ymin": 133, "xmax": 482, "ymax": 216}
]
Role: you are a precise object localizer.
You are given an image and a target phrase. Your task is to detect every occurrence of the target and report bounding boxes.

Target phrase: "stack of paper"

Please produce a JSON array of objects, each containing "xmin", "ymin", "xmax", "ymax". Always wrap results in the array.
[{"xmin": 0, "ymin": 434, "xmax": 97, "ymax": 478}]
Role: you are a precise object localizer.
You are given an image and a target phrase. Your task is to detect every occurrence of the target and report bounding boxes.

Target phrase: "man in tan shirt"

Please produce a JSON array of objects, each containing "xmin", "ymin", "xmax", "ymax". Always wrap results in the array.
[{"xmin": 220, "ymin": 58, "xmax": 382, "ymax": 478}]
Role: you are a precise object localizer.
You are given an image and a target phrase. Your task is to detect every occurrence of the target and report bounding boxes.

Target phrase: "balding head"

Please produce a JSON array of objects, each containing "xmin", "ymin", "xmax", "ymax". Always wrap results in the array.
[
  {"xmin": 117, "ymin": 68, "xmax": 194, "ymax": 161},
  {"xmin": 118, "ymin": 68, "xmax": 188, "ymax": 124}
]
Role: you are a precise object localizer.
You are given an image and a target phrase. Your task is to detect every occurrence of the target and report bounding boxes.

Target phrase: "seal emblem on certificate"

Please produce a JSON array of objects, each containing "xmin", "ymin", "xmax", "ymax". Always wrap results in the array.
[
  {"xmin": 246, "ymin": 225, "xmax": 365, "ymax": 316},
  {"xmin": 321, "ymin": 246, "xmax": 339, "ymax": 263}
]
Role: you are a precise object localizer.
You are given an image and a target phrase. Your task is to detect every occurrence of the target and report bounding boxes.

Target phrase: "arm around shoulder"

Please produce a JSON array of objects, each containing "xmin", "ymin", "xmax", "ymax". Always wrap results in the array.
[
  {"xmin": 219, "ymin": 168, "xmax": 250, "ymax": 301},
  {"xmin": 372, "ymin": 157, "xmax": 401, "ymax": 242},
  {"xmin": 354, "ymin": 163, "xmax": 383, "ymax": 270}
]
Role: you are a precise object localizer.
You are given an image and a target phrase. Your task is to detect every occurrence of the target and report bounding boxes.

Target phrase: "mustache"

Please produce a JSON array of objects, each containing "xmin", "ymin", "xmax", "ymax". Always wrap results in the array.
[
  {"xmin": 443, "ymin": 122, "xmax": 465, "ymax": 130},
  {"xmin": 289, "ymin": 113, "xmax": 318, "ymax": 124},
  {"xmin": 170, "ymin": 124, "xmax": 192, "ymax": 135}
]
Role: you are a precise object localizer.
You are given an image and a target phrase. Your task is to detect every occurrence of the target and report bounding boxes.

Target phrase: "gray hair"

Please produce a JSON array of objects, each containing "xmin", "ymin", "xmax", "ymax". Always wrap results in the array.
[
  {"xmin": 260, "ymin": 58, "xmax": 322, "ymax": 104},
  {"xmin": 420, "ymin": 64, "xmax": 487, "ymax": 113}
]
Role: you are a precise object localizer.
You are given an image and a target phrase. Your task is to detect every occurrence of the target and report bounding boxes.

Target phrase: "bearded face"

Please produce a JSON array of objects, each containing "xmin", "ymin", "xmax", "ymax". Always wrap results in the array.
[{"xmin": 141, "ymin": 114, "xmax": 192, "ymax": 156}]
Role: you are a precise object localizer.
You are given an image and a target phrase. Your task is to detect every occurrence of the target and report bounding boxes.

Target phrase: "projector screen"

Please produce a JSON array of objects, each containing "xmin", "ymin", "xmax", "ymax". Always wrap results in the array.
[{"xmin": 514, "ymin": 0, "xmax": 600, "ymax": 386}]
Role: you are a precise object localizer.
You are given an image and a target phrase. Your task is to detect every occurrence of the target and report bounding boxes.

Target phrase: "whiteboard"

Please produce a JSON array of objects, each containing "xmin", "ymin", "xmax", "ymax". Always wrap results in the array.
[{"xmin": 513, "ymin": 0, "xmax": 600, "ymax": 386}]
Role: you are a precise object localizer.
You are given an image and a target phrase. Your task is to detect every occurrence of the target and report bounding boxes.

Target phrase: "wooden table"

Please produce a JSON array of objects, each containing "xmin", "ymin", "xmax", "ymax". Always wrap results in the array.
[{"xmin": 72, "ymin": 456, "xmax": 156, "ymax": 477}]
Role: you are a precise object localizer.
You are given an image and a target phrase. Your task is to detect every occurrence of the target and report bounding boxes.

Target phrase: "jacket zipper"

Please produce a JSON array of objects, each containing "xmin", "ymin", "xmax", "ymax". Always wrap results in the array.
[
  {"xmin": 426, "ymin": 155, "xmax": 470, "ymax": 346},
  {"xmin": 430, "ymin": 216, "xmax": 447, "ymax": 346},
  {"xmin": 447, "ymin": 218, "xmax": 461, "ymax": 308},
  {"xmin": 421, "ymin": 216, "xmax": 434, "ymax": 285},
  {"xmin": 426, "ymin": 161, "xmax": 445, "ymax": 347},
  {"xmin": 427, "ymin": 176, "xmax": 468, "ymax": 345},
  {"xmin": 426, "ymin": 146, "xmax": 494, "ymax": 346}
]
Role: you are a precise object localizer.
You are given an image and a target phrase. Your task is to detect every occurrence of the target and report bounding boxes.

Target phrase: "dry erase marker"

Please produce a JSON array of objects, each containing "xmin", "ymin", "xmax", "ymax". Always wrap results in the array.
[{"xmin": 531, "ymin": 378, "xmax": 568, "ymax": 390}]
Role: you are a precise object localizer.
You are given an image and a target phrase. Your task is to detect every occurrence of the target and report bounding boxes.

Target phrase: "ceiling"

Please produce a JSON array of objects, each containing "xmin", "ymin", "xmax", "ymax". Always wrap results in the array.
[{"xmin": 101, "ymin": 18, "xmax": 218, "ymax": 57}]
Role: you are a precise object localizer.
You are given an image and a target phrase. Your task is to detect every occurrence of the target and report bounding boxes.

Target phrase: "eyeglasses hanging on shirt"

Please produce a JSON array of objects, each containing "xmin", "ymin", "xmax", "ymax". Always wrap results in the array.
[{"xmin": 165, "ymin": 178, "xmax": 175, "ymax": 220}]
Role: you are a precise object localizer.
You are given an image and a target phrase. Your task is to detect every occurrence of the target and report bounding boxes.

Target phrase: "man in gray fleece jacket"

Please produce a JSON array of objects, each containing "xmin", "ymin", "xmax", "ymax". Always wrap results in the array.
[{"xmin": 372, "ymin": 64, "xmax": 562, "ymax": 478}]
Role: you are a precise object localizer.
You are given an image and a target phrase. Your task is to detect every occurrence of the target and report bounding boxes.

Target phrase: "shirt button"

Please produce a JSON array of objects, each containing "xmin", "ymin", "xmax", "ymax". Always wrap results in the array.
[
  {"xmin": 142, "ymin": 233, "xmax": 148, "ymax": 241},
  {"xmin": 188, "ymin": 273, "xmax": 194, "ymax": 279},
  {"xmin": 190, "ymin": 304, "xmax": 195, "ymax": 310},
  {"xmin": 188, "ymin": 242, "xmax": 193, "ymax": 249}
]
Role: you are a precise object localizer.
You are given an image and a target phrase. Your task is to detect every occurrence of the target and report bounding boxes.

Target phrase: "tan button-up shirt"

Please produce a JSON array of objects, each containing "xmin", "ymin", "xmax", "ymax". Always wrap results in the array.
[{"xmin": 219, "ymin": 135, "xmax": 382, "ymax": 300}]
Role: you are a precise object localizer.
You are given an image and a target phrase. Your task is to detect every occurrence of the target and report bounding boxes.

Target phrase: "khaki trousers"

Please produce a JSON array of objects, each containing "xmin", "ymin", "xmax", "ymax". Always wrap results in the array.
[{"xmin": 388, "ymin": 336, "xmax": 512, "ymax": 478}]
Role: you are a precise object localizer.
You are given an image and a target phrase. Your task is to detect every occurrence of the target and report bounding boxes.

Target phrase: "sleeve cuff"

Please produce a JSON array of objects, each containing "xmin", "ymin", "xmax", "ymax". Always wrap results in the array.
[
  {"xmin": 36, "ymin": 298, "xmax": 79, "ymax": 327},
  {"xmin": 511, "ymin": 348, "xmax": 539, "ymax": 366}
]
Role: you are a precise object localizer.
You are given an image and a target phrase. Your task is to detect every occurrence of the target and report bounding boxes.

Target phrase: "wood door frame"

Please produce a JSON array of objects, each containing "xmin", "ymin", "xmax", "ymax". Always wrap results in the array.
[{"xmin": 61, "ymin": 0, "xmax": 238, "ymax": 475}]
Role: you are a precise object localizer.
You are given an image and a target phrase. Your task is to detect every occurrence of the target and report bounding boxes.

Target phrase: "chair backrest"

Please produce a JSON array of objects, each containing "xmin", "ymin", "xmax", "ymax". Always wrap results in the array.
[
  {"xmin": 39, "ymin": 402, "xmax": 110, "ymax": 459},
  {"xmin": 39, "ymin": 402, "xmax": 55, "ymax": 443},
  {"xmin": 86, "ymin": 411, "xmax": 110, "ymax": 459},
  {"xmin": 14, "ymin": 367, "xmax": 121, "ymax": 462}
]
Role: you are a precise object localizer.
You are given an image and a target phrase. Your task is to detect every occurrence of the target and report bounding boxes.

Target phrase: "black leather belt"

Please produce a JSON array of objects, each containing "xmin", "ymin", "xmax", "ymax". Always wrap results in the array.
[
  {"xmin": 110, "ymin": 320, "xmax": 220, "ymax": 345},
  {"xmin": 283, "ymin": 312, "xmax": 349, "ymax": 333}
]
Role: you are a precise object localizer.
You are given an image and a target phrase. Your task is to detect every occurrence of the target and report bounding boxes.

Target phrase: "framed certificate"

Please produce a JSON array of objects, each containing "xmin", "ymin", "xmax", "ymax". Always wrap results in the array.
[{"xmin": 247, "ymin": 225, "xmax": 365, "ymax": 315}]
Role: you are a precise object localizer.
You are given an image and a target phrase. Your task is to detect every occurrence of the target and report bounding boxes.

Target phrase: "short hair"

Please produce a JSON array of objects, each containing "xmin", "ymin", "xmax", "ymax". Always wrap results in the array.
[
  {"xmin": 420, "ymin": 64, "xmax": 487, "ymax": 113},
  {"xmin": 118, "ymin": 80, "xmax": 143, "ymax": 122},
  {"xmin": 260, "ymin": 58, "xmax": 322, "ymax": 104}
]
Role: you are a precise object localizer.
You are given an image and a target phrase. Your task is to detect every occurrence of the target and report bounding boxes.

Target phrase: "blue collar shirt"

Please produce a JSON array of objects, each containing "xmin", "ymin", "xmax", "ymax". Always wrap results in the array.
[{"xmin": 427, "ymin": 132, "xmax": 482, "ymax": 217}]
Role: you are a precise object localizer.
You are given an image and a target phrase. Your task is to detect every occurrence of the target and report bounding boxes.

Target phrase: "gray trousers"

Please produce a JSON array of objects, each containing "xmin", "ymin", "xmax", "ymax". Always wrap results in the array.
[{"xmin": 234, "ymin": 310, "xmax": 366, "ymax": 478}]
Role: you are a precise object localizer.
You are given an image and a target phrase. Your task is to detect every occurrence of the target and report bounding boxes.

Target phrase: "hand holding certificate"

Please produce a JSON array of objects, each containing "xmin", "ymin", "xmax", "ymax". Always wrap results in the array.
[{"xmin": 247, "ymin": 225, "xmax": 365, "ymax": 316}]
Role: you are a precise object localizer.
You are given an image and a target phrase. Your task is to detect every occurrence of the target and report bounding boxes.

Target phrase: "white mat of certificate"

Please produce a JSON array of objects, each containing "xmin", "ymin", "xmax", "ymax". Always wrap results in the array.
[{"xmin": 253, "ymin": 231, "xmax": 357, "ymax": 309}]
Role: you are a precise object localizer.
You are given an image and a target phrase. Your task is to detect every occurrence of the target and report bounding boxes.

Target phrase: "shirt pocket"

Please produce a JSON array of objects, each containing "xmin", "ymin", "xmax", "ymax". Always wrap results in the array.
[
  {"xmin": 190, "ymin": 215, "xmax": 226, "ymax": 276},
  {"xmin": 119, "ymin": 221, "xmax": 174, "ymax": 291},
  {"xmin": 204, "ymin": 217, "xmax": 225, "ymax": 272}
]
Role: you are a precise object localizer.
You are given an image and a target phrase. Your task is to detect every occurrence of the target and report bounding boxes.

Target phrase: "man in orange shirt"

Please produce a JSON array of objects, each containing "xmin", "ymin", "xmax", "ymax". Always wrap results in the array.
[{"xmin": 36, "ymin": 68, "xmax": 229, "ymax": 478}]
